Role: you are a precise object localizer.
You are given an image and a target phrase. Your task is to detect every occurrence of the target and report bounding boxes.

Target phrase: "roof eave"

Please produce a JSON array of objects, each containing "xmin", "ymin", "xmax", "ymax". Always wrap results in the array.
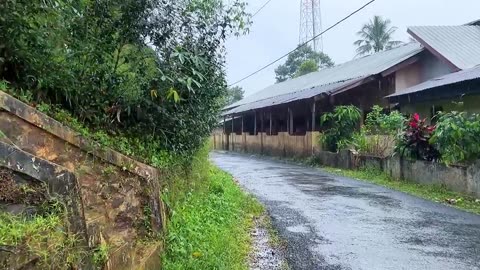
[
  {"xmin": 388, "ymin": 78, "xmax": 480, "ymax": 104},
  {"xmin": 330, "ymin": 76, "xmax": 376, "ymax": 96},
  {"xmin": 381, "ymin": 54, "xmax": 422, "ymax": 77}
]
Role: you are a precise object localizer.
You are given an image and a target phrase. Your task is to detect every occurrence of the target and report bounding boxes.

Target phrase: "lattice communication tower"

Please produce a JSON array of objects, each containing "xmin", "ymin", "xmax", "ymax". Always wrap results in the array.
[{"xmin": 299, "ymin": 0, "xmax": 323, "ymax": 52}]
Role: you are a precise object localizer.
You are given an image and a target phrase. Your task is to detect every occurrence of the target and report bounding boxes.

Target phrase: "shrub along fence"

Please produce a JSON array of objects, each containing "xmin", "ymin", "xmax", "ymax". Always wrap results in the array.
[{"xmin": 315, "ymin": 106, "xmax": 480, "ymax": 199}]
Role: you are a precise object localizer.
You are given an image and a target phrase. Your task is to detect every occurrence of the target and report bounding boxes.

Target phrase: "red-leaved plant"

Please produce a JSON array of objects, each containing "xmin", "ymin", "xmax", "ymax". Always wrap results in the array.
[{"xmin": 399, "ymin": 113, "xmax": 440, "ymax": 161}]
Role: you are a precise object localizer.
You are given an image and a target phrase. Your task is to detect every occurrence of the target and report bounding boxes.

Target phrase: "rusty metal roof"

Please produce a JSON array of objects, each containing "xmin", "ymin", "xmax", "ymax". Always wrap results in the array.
[
  {"xmin": 387, "ymin": 65, "xmax": 480, "ymax": 99},
  {"xmin": 408, "ymin": 25, "xmax": 480, "ymax": 70},
  {"xmin": 225, "ymin": 43, "xmax": 423, "ymax": 114}
]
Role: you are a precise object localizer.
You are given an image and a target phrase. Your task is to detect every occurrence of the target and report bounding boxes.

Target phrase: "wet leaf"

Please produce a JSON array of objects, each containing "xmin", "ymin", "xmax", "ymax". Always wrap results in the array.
[
  {"xmin": 150, "ymin": 89, "xmax": 158, "ymax": 98},
  {"xmin": 167, "ymin": 88, "xmax": 180, "ymax": 103},
  {"xmin": 192, "ymin": 251, "xmax": 202, "ymax": 258}
]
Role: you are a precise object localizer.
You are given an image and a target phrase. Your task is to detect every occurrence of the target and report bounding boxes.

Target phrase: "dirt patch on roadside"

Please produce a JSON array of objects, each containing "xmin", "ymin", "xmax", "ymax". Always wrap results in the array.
[
  {"xmin": 249, "ymin": 215, "xmax": 288, "ymax": 270},
  {"xmin": 0, "ymin": 168, "xmax": 47, "ymax": 205}
]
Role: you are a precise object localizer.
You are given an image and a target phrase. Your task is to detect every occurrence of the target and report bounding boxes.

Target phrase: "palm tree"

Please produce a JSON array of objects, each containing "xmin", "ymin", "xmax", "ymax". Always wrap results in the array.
[{"xmin": 354, "ymin": 16, "xmax": 403, "ymax": 56}]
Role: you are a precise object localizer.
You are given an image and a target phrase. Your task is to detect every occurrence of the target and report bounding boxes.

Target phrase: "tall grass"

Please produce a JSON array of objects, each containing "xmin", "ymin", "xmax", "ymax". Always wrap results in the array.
[
  {"xmin": 0, "ymin": 212, "xmax": 83, "ymax": 269},
  {"xmin": 162, "ymin": 165, "xmax": 263, "ymax": 270}
]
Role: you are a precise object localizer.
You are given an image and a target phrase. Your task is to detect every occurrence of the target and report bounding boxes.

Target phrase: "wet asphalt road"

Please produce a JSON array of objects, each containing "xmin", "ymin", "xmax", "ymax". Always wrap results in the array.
[{"xmin": 211, "ymin": 151, "xmax": 480, "ymax": 270}]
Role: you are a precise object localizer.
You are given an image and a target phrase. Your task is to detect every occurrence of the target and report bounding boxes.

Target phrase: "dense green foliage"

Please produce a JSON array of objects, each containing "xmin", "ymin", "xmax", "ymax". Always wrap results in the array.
[
  {"xmin": 320, "ymin": 105, "xmax": 361, "ymax": 152},
  {"xmin": 1, "ymin": 2, "xmax": 262, "ymax": 268},
  {"xmin": 275, "ymin": 45, "xmax": 333, "ymax": 83},
  {"xmin": 431, "ymin": 111, "xmax": 480, "ymax": 164},
  {"xmin": 353, "ymin": 107, "xmax": 480, "ymax": 163},
  {"xmin": 354, "ymin": 16, "xmax": 402, "ymax": 56},
  {"xmin": 295, "ymin": 59, "xmax": 319, "ymax": 78},
  {"xmin": 162, "ymin": 165, "xmax": 263, "ymax": 269},
  {"xmin": 364, "ymin": 105, "xmax": 406, "ymax": 135},
  {"xmin": 226, "ymin": 86, "xmax": 244, "ymax": 105},
  {"xmin": 348, "ymin": 106, "xmax": 406, "ymax": 156},
  {"xmin": 0, "ymin": 0, "xmax": 250, "ymax": 158}
]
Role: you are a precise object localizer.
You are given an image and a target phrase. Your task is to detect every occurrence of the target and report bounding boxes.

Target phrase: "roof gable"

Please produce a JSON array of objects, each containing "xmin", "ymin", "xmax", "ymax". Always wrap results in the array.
[{"xmin": 408, "ymin": 25, "xmax": 480, "ymax": 70}]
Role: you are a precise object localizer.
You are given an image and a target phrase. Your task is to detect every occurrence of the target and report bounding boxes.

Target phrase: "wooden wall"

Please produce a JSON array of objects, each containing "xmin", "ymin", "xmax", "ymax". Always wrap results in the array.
[{"xmin": 212, "ymin": 131, "xmax": 322, "ymax": 158}]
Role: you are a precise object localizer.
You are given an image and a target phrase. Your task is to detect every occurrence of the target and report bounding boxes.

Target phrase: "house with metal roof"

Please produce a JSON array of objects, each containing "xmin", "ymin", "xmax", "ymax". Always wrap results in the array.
[
  {"xmin": 387, "ymin": 23, "xmax": 480, "ymax": 120},
  {"xmin": 222, "ymin": 42, "xmax": 423, "ymax": 129},
  {"xmin": 213, "ymin": 20, "xmax": 480, "ymax": 156},
  {"xmin": 215, "ymin": 43, "xmax": 426, "ymax": 155},
  {"xmin": 388, "ymin": 65, "xmax": 480, "ymax": 117}
]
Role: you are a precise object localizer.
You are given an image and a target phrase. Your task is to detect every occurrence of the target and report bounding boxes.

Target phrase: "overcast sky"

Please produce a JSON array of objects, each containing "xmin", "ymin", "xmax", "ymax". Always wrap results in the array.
[{"xmin": 225, "ymin": 0, "xmax": 480, "ymax": 97}]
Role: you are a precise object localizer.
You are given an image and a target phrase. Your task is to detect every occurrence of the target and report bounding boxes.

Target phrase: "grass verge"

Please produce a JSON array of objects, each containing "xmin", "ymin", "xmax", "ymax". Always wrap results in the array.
[
  {"xmin": 324, "ymin": 167, "xmax": 480, "ymax": 215},
  {"xmin": 162, "ymin": 165, "xmax": 264, "ymax": 270},
  {"xmin": 0, "ymin": 212, "xmax": 82, "ymax": 268}
]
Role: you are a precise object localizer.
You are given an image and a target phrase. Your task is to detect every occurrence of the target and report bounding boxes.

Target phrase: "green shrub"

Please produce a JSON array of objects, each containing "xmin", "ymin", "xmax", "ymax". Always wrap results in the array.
[
  {"xmin": 431, "ymin": 111, "xmax": 480, "ymax": 164},
  {"xmin": 320, "ymin": 105, "xmax": 361, "ymax": 152},
  {"xmin": 364, "ymin": 105, "xmax": 406, "ymax": 135},
  {"xmin": 0, "ymin": 0, "xmax": 250, "ymax": 158},
  {"xmin": 349, "ymin": 106, "xmax": 405, "ymax": 156}
]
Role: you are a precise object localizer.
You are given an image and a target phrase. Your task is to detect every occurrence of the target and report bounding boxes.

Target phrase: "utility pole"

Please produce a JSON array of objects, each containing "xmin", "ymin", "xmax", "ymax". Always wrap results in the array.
[{"xmin": 299, "ymin": 0, "xmax": 324, "ymax": 53}]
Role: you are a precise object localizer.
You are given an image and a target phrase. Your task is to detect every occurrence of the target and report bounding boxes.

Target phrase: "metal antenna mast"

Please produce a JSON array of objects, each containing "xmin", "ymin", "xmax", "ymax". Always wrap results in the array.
[{"xmin": 299, "ymin": 0, "xmax": 323, "ymax": 52}]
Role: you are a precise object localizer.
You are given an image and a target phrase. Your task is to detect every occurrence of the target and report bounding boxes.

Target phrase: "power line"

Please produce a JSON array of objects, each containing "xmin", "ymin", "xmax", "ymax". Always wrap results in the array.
[
  {"xmin": 252, "ymin": 0, "xmax": 274, "ymax": 18},
  {"xmin": 229, "ymin": 0, "xmax": 376, "ymax": 87}
]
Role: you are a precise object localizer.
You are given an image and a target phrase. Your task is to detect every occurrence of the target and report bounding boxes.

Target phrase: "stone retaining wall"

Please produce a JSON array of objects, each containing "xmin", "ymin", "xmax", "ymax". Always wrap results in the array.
[
  {"xmin": 0, "ymin": 142, "xmax": 86, "ymax": 238},
  {"xmin": 0, "ymin": 91, "xmax": 164, "ymax": 269},
  {"xmin": 313, "ymin": 150, "xmax": 480, "ymax": 198}
]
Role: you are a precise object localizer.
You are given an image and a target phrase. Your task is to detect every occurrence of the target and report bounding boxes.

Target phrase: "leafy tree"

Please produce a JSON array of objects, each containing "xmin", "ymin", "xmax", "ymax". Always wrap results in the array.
[
  {"xmin": 226, "ymin": 86, "xmax": 244, "ymax": 105},
  {"xmin": 354, "ymin": 16, "xmax": 403, "ymax": 56},
  {"xmin": 295, "ymin": 60, "xmax": 319, "ymax": 78},
  {"xmin": 0, "ymin": 0, "xmax": 251, "ymax": 157},
  {"xmin": 275, "ymin": 45, "xmax": 334, "ymax": 83}
]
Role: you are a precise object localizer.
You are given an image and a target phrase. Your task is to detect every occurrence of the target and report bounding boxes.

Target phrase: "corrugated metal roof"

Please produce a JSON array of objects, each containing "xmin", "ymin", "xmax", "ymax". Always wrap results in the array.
[
  {"xmin": 224, "ymin": 76, "xmax": 368, "ymax": 115},
  {"xmin": 226, "ymin": 42, "xmax": 423, "ymax": 112},
  {"xmin": 408, "ymin": 26, "xmax": 480, "ymax": 70},
  {"xmin": 387, "ymin": 65, "xmax": 480, "ymax": 98}
]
